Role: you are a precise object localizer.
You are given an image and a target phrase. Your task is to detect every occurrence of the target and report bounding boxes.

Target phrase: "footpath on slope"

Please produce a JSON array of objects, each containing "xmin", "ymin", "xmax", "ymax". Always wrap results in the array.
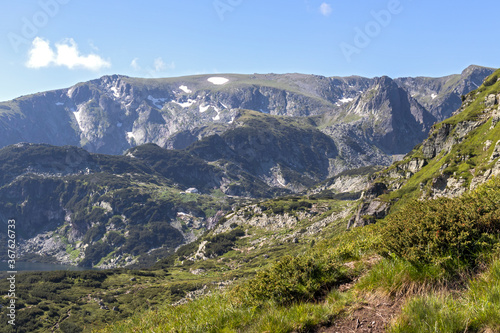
[{"xmin": 317, "ymin": 296, "xmax": 402, "ymax": 333}]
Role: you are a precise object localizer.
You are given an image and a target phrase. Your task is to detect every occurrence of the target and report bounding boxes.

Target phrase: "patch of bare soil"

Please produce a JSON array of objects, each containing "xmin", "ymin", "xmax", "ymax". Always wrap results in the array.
[{"xmin": 317, "ymin": 298, "xmax": 403, "ymax": 333}]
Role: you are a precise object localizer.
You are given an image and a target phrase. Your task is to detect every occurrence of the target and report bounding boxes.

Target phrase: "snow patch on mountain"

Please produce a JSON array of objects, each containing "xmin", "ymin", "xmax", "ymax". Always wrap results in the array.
[
  {"xmin": 212, "ymin": 106, "xmax": 221, "ymax": 121},
  {"xmin": 339, "ymin": 97, "xmax": 354, "ymax": 104},
  {"xmin": 172, "ymin": 99, "xmax": 196, "ymax": 108},
  {"xmin": 67, "ymin": 87, "xmax": 76, "ymax": 99},
  {"xmin": 179, "ymin": 85, "xmax": 192, "ymax": 94},
  {"xmin": 127, "ymin": 131, "xmax": 136, "ymax": 142},
  {"xmin": 207, "ymin": 77, "xmax": 229, "ymax": 85},
  {"xmin": 199, "ymin": 105, "xmax": 210, "ymax": 113},
  {"xmin": 73, "ymin": 107, "xmax": 84, "ymax": 132},
  {"xmin": 111, "ymin": 86, "xmax": 120, "ymax": 98}
]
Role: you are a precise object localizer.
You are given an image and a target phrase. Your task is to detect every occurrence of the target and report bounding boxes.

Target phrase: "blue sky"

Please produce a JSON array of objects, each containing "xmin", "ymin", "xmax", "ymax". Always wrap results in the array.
[{"xmin": 1, "ymin": 0, "xmax": 499, "ymax": 102}]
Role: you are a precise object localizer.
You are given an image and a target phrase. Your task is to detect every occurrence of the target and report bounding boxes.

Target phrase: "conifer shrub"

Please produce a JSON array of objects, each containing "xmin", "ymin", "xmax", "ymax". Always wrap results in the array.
[
  {"xmin": 381, "ymin": 178, "xmax": 500, "ymax": 272},
  {"xmin": 232, "ymin": 253, "xmax": 346, "ymax": 305},
  {"xmin": 484, "ymin": 73, "xmax": 499, "ymax": 87},
  {"xmin": 204, "ymin": 228, "xmax": 245, "ymax": 257}
]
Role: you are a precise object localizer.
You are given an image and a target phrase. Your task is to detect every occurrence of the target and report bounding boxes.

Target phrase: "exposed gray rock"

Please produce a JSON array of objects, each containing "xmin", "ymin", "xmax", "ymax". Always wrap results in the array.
[
  {"xmin": 347, "ymin": 199, "xmax": 390, "ymax": 228},
  {"xmin": 422, "ymin": 123, "xmax": 454, "ymax": 159},
  {"xmin": 362, "ymin": 182, "xmax": 388, "ymax": 200},
  {"xmin": 428, "ymin": 174, "xmax": 467, "ymax": 199},
  {"xmin": 492, "ymin": 109, "xmax": 500, "ymax": 129},
  {"xmin": 18, "ymin": 232, "xmax": 76, "ymax": 265},
  {"xmin": 396, "ymin": 65, "xmax": 495, "ymax": 121},
  {"xmin": 486, "ymin": 94, "xmax": 498, "ymax": 108},
  {"xmin": 490, "ymin": 140, "xmax": 500, "ymax": 162},
  {"xmin": 0, "ymin": 67, "xmax": 492, "ymax": 160}
]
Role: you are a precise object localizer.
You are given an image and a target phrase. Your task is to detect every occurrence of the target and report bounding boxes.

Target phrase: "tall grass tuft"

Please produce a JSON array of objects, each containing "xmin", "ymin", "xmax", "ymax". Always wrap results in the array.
[
  {"xmin": 356, "ymin": 255, "xmax": 448, "ymax": 297},
  {"xmin": 390, "ymin": 259, "xmax": 500, "ymax": 333}
]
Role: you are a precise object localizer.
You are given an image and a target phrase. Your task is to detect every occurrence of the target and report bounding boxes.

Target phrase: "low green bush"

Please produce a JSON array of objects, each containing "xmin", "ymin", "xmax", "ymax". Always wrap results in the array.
[
  {"xmin": 204, "ymin": 228, "xmax": 245, "ymax": 257},
  {"xmin": 381, "ymin": 178, "xmax": 500, "ymax": 272},
  {"xmin": 232, "ymin": 253, "xmax": 346, "ymax": 306}
]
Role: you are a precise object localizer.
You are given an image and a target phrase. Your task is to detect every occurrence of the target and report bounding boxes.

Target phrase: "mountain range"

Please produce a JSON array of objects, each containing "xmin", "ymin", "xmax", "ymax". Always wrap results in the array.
[
  {"xmin": 0, "ymin": 65, "xmax": 495, "ymax": 269},
  {"xmin": 1, "ymin": 66, "xmax": 500, "ymax": 332},
  {"xmin": 0, "ymin": 65, "xmax": 493, "ymax": 159}
]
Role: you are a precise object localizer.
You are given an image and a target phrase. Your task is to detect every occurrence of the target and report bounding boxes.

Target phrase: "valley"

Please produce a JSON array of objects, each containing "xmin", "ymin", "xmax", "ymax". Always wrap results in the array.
[{"xmin": 0, "ymin": 66, "xmax": 500, "ymax": 332}]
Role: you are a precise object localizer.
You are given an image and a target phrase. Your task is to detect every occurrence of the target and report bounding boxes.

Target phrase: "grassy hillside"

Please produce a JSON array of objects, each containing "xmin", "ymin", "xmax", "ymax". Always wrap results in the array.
[
  {"xmin": 86, "ymin": 71, "xmax": 500, "ymax": 333},
  {"xmin": 376, "ymin": 68, "xmax": 500, "ymax": 208},
  {"xmin": 90, "ymin": 176, "xmax": 500, "ymax": 333},
  {"xmin": 0, "ymin": 194, "xmax": 359, "ymax": 333},
  {"xmin": 2, "ymin": 70, "xmax": 500, "ymax": 332}
]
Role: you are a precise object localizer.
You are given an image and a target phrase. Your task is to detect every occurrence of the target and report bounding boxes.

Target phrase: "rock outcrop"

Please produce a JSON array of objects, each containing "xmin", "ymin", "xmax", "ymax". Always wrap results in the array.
[{"xmin": 348, "ymin": 69, "xmax": 500, "ymax": 229}]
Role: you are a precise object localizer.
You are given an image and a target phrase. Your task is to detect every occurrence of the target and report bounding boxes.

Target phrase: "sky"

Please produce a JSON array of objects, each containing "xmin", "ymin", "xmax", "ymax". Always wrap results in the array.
[{"xmin": 1, "ymin": 0, "xmax": 499, "ymax": 102}]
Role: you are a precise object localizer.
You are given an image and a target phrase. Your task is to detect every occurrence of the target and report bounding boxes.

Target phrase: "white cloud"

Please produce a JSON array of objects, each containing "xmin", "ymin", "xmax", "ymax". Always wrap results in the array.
[
  {"xmin": 130, "ymin": 57, "xmax": 175, "ymax": 77},
  {"xmin": 320, "ymin": 2, "xmax": 332, "ymax": 16},
  {"xmin": 130, "ymin": 57, "xmax": 141, "ymax": 70},
  {"xmin": 154, "ymin": 57, "xmax": 167, "ymax": 72},
  {"xmin": 153, "ymin": 57, "xmax": 175, "ymax": 72},
  {"xmin": 26, "ymin": 37, "xmax": 111, "ymax": 71},
  {"xmin": 26, "ymin": 37, "xmax": 55, "ymax": 69}
]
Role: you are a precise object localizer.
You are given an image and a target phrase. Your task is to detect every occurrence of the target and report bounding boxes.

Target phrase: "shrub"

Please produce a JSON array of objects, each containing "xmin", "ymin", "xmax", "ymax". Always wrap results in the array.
[
  {"xmin": 272, "ymin": 206, "xmax": 285, "ymax": 214},
  {"xmin": 484, "ymin": 74, "xmax": 498, "ymax": 87},
  {"xmin": 232, "ymin": 254, "xmax": 345, "ymax": 305},
  {"xmin": 106, "ymin": 231, "xmax": 125, "ymax": 247},
  {"xmin": 205, "ymin": 228, "xmax": 245, "ymax": 257},
  {"xmin": 80, "ymin": 242, "xmax": 112, "ymax": 267},
  {"xmin": 381, "ymin": 178, "xmax": 500, "ymax": 272},
  {"xmin": 60, "ymin": 320, "xmax": 83, "ymax": 333}
]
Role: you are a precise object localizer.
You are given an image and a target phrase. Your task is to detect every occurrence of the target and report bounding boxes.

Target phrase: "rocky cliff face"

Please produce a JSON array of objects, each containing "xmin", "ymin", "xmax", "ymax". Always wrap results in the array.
[
  {"xmin": 322, "ymin": 76, "xmax": 437, "ymax": 155},
  {"xmin": 349, "ymin": 69, "xmax": 500, "ymax": 228},
  {"xmin": 0, "ymin": 143, "xmax": 242, "ymax": 268},
  {"xmin": 0, "ymin": 67, "xmax": 494, "ymax": 163},
  {"xmin": 395, "ymin": 65, "xmax": 494, "ymax": 121},
  {"xmin": 0, "ymin": 67, "xmax": 497, "ymax": 265}
]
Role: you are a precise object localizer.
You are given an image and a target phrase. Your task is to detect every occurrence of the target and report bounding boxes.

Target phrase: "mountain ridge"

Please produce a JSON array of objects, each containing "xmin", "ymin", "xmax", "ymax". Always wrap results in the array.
[
  {"xmin": 349, "ymin": 68, "xmax": 500, "ymax": 228},
  {"xmin": 0, "ymin": 66, "xmax": 494, "ymax": 163}
]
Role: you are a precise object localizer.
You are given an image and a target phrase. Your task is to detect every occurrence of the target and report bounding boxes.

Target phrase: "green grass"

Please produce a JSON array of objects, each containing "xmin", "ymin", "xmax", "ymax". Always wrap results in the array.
[
  {"xmin": 95, "ymin": 289, "xmax": 352, "ymax": 333},
  {"xmin": 390, "ymin": 259, "xmax": 500, "ymax": 333},
  {"xmin": 88, "ymin": 198, "xmax": 369, "ymax": 333},
  {"xmin": 356, "ymin": 255, "xmax": 448, "ymax": 297}
]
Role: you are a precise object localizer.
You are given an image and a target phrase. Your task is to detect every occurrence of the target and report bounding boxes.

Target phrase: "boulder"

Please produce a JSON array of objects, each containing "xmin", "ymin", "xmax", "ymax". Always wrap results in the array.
[{"xmin": 347, "ymin": 199, "xmax": 390, "ymax": 228}]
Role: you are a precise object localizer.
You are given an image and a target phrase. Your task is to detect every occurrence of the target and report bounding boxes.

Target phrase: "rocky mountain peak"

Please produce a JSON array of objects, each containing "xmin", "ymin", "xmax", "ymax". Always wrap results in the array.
[
  {"xmin": 349, "ymin": 69, "xmax": 500, "ymax": 228},
  {"xmin": 0, "ymin": 66, "xmax": 494, "ymax": 162},
  {"xmin": 461, "ymin": 64, "xmax": 495, "ymax": 78}
]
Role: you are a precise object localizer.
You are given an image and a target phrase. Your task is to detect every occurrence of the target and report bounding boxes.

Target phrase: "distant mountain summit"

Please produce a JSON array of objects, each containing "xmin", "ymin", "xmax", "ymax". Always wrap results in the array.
[
  {"xmin": 0, "ymin": 66, "xmax": 497, "ymax": 269},
  {"xmin": 349, "ymin": 68, "xmax": 500, "ymax": 228},
  {"xmin": 0, "ymin": 66, "xmax": 494, "ymax": 166}
]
